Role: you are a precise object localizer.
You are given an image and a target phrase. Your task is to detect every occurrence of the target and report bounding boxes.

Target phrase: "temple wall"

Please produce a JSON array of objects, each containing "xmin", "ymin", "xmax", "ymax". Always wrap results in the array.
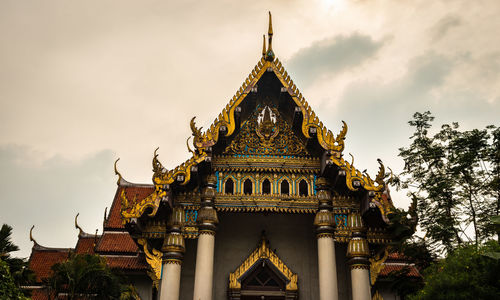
[
  {"xmin": 129, "ymin": 274, "xmax": 154, "ymax": 300},
  {"xmin": 213, "ymin": 212, "xmax": 318, "ymax": 300},
  {"xmin": 335, "ymin": 242, "xmax": 352, "ymax": 300},
  {"xmin": 178, "ymin": 212, "xmax": 353, "ymax": 300},
  {"xmin": 180, "ymin": 239, "xmax": 197, "ymax": 299}
]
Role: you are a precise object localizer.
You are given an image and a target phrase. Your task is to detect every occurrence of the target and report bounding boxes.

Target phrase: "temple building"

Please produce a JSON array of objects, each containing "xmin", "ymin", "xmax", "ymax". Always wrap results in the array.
[{"xmin": 27, "ymin": 13, "xmax": 419, "ymax": 300}]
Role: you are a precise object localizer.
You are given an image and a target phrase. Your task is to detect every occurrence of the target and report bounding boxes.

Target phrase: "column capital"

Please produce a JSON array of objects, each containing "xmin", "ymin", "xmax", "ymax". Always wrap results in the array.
[
  {"xmin": 347, "ymin": 211, "xmax": 370, "ymax": 269},
  {"xmin": 198, "ymin": 174, "xmax": 219, "ymax": 234},
  {"xmin": 162, "ymin": 206, "xmax": 185, "ymax": 264},
  {"xmin": 314, "ymin": 177, "xmax": 335, "ymax": 237}
]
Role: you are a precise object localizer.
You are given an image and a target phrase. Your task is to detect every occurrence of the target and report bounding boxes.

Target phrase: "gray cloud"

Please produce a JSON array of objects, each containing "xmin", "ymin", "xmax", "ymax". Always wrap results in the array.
[
  {"xmin": 0, "ymin": 145, "xmax": 116, "ymax": 258},
  {"xmin": 327, "ymin": 51, "xmax": 499, "ymax": 177},
  {"xmin": 431, "ymin": 15, "xmax": 462, "ymax": 42},
  {"xmin": 286, "ymin": 33, "xmax": 385, "ymax": 87}
]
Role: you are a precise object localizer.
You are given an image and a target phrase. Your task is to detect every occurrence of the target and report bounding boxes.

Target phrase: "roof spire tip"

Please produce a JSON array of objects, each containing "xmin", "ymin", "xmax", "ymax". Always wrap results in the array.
[
  {"xmin": 114, "ymin": 158, "xmax": 123, "ymax": 185},
  {"xmin": 262, "ymin": 34, "xmax": 266, "ymax": 57},
  {"xmin": 29, "ymin": 225, "xmax": 38, "ymax": 246},
  {"xmin": 265, "ymin": 12, "xmax": 275, "ymax": 61},
  {"xmin": 75, "ymin": 213, "xmax": 84, "ymax": 236}
]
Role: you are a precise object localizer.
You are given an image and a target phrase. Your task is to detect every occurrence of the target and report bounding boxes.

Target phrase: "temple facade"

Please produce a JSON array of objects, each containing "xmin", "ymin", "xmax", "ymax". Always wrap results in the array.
[{"xmin": 27, "ymin": 13, "xmax": 419, "ymax": 300}]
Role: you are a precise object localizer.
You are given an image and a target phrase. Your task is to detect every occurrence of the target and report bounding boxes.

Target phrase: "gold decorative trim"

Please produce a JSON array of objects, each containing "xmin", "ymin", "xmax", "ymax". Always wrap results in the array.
[
  {"xmin": 198, "ymin": 230, "xmax": 216, "ymax": 236},
  {"xmin": 137, "ymin": 238, "xmax": 162, "ymax": 289},
  {"xmin": 120, "ymin": 188, "xmax": 161, "ymax": 224},
  {"xmin": 229, "ymin": 234, "xmax": 298, "ymax": 291},
  {"xmin": 216, "ymin": 206, "xmax": 316, "ymax": 214},
  {"xmin": 213, "ymin": 155, "xmax": 320, "ymax": 173},
  {"xmin": 143, "ymin": 16, "xmax": 394, "ymax": 221},
  {"xmin": 350, "ymin": 264, "xmax": 370, "ymax": 270},
  {"xmin": 153, "ymin": 147, "xmax": 207, "ymax": 187},
  {"xmin": 370, "ymin": 248, "xmax": 389, "ymax": 285},
  {"xmin": 317, "ymin": 233, "xmax": 334, "ymax": 239},
  {"xmin": 372, "ymin": 290, "xmax": 384, "ymax": 300},
  {"xmin": 164, "ymin": 259, "xmax": 182, "ymax": 265}
]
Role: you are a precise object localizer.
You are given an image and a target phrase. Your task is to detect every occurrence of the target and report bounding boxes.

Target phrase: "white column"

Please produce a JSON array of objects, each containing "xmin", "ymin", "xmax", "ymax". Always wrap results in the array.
[
  {"xmin": 317, "ymin": 235, "xmax": 338, "ymax": 300},
  {"xmin": 350, "ymin": 267, "xmax": 371, "ymax": 300},
  {"xmin": 347, "ymin": 211, "xmax": 371, "ymax": 300},
  {"xmin": 314, "ymin": 177, "xmax": 339, "ymax": 300},
  {"xmin": 160, "ymin": 262, "xmax": 182, "ymax": 300},
  {"xmin": 160, "ymin": 206, "xmax": 185, "ymax": 300},
  {"xmin": 193, "ymin": 233, "xmax": 215, "ymax": 300},
  {"xmin": 193, "ymin": 174, "xmax": 218, "ymax": 300}
]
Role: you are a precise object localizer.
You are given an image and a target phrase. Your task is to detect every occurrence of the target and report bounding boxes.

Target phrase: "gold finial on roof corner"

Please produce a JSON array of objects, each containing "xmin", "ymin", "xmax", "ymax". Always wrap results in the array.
[
  {"xmin": 114, "ymin": 158, "xmax": 123, "ymax": 186},
  {"xmin": 265, "ymin": 11, "xmax": 275, "ymax": 61},
  {"xmin": 268, "ymin": 11, "xmax": 273, "ymax": 37},
  {"xmin": 262, "ymin": 34, "xmax": 266, "ymax": 57},
  {"xmin": 103, "ymin": 207, "xmax": 108, "ymax": 226},
  {"xmin": 29, "ymin": 225, "xmax": 38, "ymax": 246},
  {"xmin": 75, "ymin": 213, "xmax": 84, "ymax": 236},
  {"xmin": 186, "ymin": 136, "xmax": 194, "ymax": 155}
]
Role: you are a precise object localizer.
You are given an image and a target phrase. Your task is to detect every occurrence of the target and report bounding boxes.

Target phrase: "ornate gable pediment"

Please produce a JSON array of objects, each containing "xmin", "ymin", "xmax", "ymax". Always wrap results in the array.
[
  {"xmin": 229, "ymin": 234, "xmax": 298, "ymax": 292},
  {"xmin": 120, "ymin": 13, "xmax": 394, "ymax": 228},
  {"xmin": 223, "ymin": 105, "xmax": 308, "ymax": 157}
]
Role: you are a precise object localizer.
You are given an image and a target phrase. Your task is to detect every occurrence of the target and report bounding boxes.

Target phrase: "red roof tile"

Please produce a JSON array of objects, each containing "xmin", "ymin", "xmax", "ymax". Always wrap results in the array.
[
  {"xmin": 104, "ymin": 255, "xmax": 148, "ymax": 270},
  {"xmin": 105, "ymin": 185, "xmax": 154, "ymax": 229},
  {"xmin": 380, "ymin": 263, "xmax": 421, "ymax": 278},
  {"xmin": 30, "ymin": 288, "xmax": 50, "ymax": 300},
  {"xmin": 28, "ymin": 248, "xmax": 70, "ymax": 282},
  {"xmin": 75, "ymin": 236, "xmax": 97, "ymax": 254},
  {"xmin": 95, "ymin": 232, "xmax": 138, "ymax": 253},
  {"xmin": 387, "ymin": 252, "xmax": 409, "ymax": 260}
]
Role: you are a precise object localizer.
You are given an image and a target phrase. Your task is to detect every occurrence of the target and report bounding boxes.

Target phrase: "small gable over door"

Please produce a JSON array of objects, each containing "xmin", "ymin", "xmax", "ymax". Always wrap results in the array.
[{"xmin": 228, "ymin": 233, "xmax": 298, "ymax": 300}]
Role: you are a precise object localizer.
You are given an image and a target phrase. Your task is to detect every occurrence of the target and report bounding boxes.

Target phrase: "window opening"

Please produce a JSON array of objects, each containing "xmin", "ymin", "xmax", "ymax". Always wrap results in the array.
[
  {"xmin": 225, "ymin": 178, "xmax": 234, "ymax": 195},
  {"xmin": 244, "ymin": 179, "xmax": 253, "ymax": 195},
  {"xmin": 262, "ymin": 179, "xmax": 271, "ymax": 195},
  {"xmin": 280, "ymin": 180, "xmax": 289, "ymax": 195},
  {"xmin": 299, "ymin": 179, "xmax": 308, "ymax": 196}
]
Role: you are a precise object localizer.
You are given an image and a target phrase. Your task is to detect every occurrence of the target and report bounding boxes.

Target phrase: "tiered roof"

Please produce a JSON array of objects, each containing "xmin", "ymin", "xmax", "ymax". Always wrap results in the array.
[
  {"xmin": 120, "ymin": 13, "xmax": 394, "ymax": 226},
  {"xmin": 26, "ymin": 187, "xmax": 151, "ymax": 299}
]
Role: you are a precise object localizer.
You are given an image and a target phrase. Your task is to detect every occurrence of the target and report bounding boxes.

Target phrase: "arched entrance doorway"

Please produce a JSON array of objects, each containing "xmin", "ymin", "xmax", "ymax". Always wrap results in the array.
[{"xmin": 228, "ymin": 233, "xmax": 298, "ymax": 300}]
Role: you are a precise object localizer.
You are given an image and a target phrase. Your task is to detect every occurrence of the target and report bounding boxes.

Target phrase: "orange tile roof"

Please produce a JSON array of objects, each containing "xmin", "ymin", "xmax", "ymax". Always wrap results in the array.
[
  {"xmin": 105, "ymin": 185, "xmax": 154, "ymax": 229},
  {"xmin": 387, "ymin": 252, "xmax": 408, "ymax": 260},
  {"xmin": 103, "ymin": 255, "xmax": 148, "ymax": 270},
  {"xmin": 75, "ymin": 236, "xmax": 97, "ymax": 254},
  {"xmin": 30, "ymin": 288, "xmax": 50, "ymax": 300},
  {"xmin": 380, "ymin": 263, "xmax": 421, "ymax": 278},
  {"xmin": 28, "ymin": 248, "xmax": 70, "ymax": 282},
  {"xmin": 95, "ymin": 232, "xmax": 139, "ymax": 253}
]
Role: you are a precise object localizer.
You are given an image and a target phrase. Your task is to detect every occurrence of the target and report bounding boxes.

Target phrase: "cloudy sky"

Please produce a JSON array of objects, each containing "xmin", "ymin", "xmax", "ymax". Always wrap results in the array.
[{"xmin": 1, "ymin": 0, "xmax": 499, "ymax": 258}]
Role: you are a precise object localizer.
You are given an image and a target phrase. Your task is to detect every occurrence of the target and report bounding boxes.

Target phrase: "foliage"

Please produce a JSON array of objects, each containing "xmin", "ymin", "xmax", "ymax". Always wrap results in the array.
[
  {"xmin": 119, "ymin": 284, "xmax": 142, "ymax": 300},
  {"xmin": 0, "ymin": 224, "xmax": 34, "ymax": 295},
  {"xmin": 385, "ymin": 203, "xmax": 435, "ymax": 299},
  {"xmin": 0, "ymin": 259, "xmax": 29, "ymax": 300},
  {"xmin": 408, "ymin": 242, "xmax": 500, "ymax": 300},
  {"xmin": 48, "ymin": 253, "xmax": 122, "ymax": 300},
  {"xmin": 397, "ymin": 112, "xmax": 500, "ymax": 254}
]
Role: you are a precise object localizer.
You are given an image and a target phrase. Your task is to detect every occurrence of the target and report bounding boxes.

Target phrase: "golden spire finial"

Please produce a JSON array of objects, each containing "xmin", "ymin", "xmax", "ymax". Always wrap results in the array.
[
  {"xmin": 268, "ymin": 11, "xmax": 273, "ymax": 37},
  {"xmin": 29, "ymin": 225, "xmax": 38, "ymax": 246},
  {"xmin": 103, "ymin": 207, "xmax": 108, "ymax": 227},
  {"xmin": 75, "ymin": 213, "xmax": 84, "ymax": 236},
  {"xmin": 265, "ymin": 11, "xmax": 275, "ymax": 61},
  {"xmin": 262, "ymin": 34, "xmax": 266, "ymax": 57},
  {"xmin": 114, "ymin": 158, "xmax": 123, "ymax": 186}
]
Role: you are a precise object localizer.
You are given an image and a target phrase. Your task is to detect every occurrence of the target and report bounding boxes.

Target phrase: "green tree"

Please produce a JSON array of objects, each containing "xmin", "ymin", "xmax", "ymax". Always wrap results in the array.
[
  {"xmin": 398, "ymin": 112, "xmax": 500, "ymax": 254},
  {"xmin": 0, "ymin": 259, "xmax": 28, "ymax": 300},
  {"xmin": 0, "ymin": 224, "xmax": 34, "ymax": 295},
  {"xmin": 408, "ymin": 242, "xmax": 500, "ymax": 300},
  {"xmin": 48, "ymin": 253, "xmax": 122, "ymax": 300}
]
